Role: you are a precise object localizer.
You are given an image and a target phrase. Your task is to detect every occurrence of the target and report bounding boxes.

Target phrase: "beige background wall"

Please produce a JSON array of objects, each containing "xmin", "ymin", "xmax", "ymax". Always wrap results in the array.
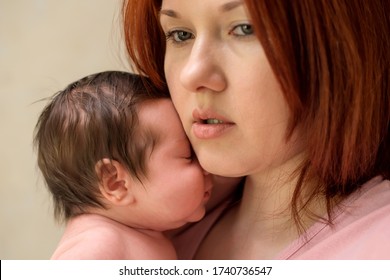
[{"xmin": 0, "ymin": 0, "xmax": 128, "ymax": 259}]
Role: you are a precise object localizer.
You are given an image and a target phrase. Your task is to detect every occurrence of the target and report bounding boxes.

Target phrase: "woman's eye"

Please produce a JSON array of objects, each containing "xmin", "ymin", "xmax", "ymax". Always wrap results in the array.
[
  {"xmin": 166, "ymin": 30, "xmax": 194, "ymax": 43},
  {"xmin": 230, "ymin": 24, "xmax": 254, "ymax": 36}
]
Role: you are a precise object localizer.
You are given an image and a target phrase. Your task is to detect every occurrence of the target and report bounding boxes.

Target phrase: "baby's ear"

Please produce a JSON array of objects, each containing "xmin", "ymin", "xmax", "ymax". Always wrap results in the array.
[{"xmin": 95, "ymin": 158, "xmax": 135, "ymax": 206}]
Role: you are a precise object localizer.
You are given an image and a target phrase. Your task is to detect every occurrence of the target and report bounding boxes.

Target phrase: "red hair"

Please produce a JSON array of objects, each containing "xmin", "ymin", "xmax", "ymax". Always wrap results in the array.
[
  {"xmin": 123, "ymin": 0, "xmax": 390, "ymax": 225},
  {"xmin": 122, "ymin": 0, "xmax": 167, "ymax": 92}
]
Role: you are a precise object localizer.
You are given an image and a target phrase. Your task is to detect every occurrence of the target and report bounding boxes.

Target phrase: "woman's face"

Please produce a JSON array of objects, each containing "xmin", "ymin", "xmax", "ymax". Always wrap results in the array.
[{"xmin": 160, "ymin": 0, "xmax": 303, "ymax": 177}]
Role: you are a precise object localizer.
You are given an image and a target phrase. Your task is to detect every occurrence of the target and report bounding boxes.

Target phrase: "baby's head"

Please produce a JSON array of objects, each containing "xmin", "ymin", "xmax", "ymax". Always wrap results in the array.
[
  {"xmin": 35, "ymin": 71, "xmax": 164, "ymax": 220},
  {"xmin": 35, "ymin": 71, "xmax": 212, "ymax": 229}
]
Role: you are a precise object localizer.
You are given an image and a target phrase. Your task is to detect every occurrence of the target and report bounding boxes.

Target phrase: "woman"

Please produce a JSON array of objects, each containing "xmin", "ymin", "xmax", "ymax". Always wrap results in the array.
[{"xmin": 122, "ymin": 0, "xmax": 390, "ymax": 259}]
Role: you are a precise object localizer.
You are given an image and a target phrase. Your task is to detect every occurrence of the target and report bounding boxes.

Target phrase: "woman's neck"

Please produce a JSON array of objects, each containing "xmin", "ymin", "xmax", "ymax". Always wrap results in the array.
[{"xmin": 229, "ymin": 153, "xmax": 326, "ymax": 258}]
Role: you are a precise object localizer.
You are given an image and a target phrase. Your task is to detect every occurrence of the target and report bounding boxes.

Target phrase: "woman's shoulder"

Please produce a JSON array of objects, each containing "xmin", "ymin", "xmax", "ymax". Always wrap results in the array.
[
  {"xmin": 281, "ymin": 176, "xmax": 390, "ymax": 259},
  {"xmin": 335, "ymin": 176, "xmax": 390, "ymax": 258}
]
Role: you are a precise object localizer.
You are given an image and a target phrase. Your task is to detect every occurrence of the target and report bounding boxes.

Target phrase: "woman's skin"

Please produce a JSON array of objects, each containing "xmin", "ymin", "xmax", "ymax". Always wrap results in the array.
[{"xmin": 159, "ymin": 0, "xmax": 325, "ymax": 259}]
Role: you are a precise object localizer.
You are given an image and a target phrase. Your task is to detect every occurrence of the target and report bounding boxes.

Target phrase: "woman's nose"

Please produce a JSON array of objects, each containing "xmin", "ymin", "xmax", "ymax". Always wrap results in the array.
[{"xmin": 179, "ymin": 39, "xmax": 226, "ymax": 93}]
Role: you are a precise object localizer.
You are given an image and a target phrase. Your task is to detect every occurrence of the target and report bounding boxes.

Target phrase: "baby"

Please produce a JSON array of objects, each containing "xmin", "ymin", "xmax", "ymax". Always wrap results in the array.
[{"xmin": 34, "ymin": 71, "xmax": 212, "ymax": 259}]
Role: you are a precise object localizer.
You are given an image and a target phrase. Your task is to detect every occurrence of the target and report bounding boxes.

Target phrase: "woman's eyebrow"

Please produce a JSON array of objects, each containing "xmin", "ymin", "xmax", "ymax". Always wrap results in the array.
[
  {"xmin": 159, "ymin": 9, "xmax": 180, "ymax": 19},
  {"xmin": 219, "ymin": 0, "xmax": 243, "ymax": 13},
  {"xmin": 160, "ymin": 0, "xmax": 243, "ymax": 19}
]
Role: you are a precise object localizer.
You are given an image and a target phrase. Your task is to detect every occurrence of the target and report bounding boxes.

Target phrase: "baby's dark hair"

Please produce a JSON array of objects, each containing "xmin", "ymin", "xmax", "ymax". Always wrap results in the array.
[{"xmin": 34, "ymin": 71, "xmax": 165, "ymax": 221}]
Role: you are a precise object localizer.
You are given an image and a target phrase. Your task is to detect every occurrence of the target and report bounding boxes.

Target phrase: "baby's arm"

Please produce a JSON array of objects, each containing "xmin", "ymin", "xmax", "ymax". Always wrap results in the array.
[
  {"xmin": 51, "ymin": 224, "xmax": 177, "ymax": 260},
  {"xmin": 51, "ymin": 229, "xmax": 122, "ymax": 259}
]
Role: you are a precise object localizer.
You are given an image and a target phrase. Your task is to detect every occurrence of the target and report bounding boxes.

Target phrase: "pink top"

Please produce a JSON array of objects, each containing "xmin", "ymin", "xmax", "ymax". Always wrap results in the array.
[{"xmin": 172, "ymin": 176, "xmax": 390, "ymax": 259}]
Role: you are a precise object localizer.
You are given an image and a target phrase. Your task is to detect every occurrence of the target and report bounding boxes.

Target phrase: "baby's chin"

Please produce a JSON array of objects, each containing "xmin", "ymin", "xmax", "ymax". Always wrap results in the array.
[
  {"xmin": 172, "ymin": 207, "xmax": 207, "ymax": 229},
  {"xmin": 187, "ymin": 207, "xmax": 207, "ymax": 223},
  {"xmin": 156, "ymin": 206, "xmax": 207, "ymax": 232}
]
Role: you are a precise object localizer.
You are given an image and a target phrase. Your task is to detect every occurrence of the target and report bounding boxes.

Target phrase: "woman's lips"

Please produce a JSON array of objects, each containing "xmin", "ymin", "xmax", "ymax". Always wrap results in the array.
[
  {"xmin": 192, "ymin": 122, "xmax": 234, "ymax": 139},
  {"xmin": 192, "ymin": 109, "xmax": 234, "ymax": 139}
]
